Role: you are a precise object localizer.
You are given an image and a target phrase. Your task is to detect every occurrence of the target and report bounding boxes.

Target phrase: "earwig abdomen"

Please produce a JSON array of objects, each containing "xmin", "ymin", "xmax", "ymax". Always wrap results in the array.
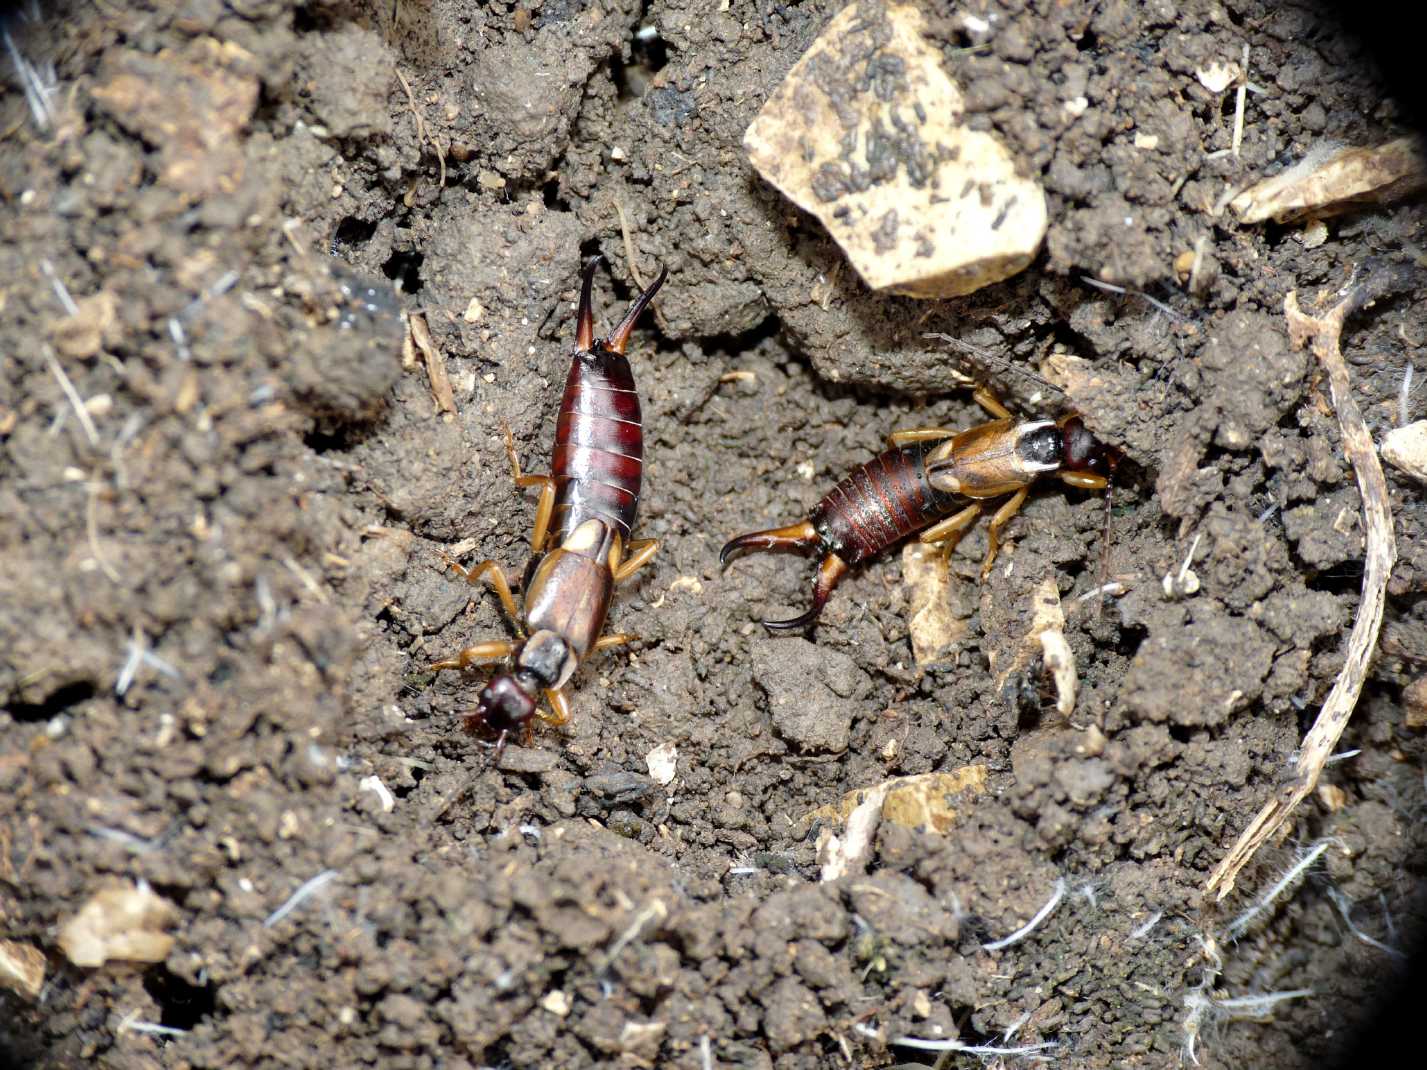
[
  {"xmin": 812, "ymin": 443, "xmax": 960, "ymax": 565},
  {"xmin": 552, "ymin": 352, "xmax": 644, "ymax": 542}
]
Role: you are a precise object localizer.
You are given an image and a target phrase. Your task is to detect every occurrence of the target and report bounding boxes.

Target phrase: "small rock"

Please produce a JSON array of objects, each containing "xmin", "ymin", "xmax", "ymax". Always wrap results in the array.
[
  {"xmin": 541, "ymin": 990, "xmax": 572, "ymax": 1017},
  {"xmin": 751, "ymin": 638, "xmax": 865, "ymax": 752},
  {"xmin": 1404, "ymin": 676, "xmax": 1427, "ymax": 730},
  {"xmin": 1195, "ymin": 61, "xmax": 1241, "ymax": 94},
  {"xmin": 582, "ymin": 770, "xmax": 656, "ymax": 807},
  {"xmin": 645, "ymin": 742, "xmax": 677, "ymax": 786},
  {"xmin": 618, "ymin": 1020, "xmax": 666, "ymax": 1061},
  {"xmin": 1299, "ymin": 218, "xmax": 1329, "ymax": 248},
  {"xmin": 744, "ymin": 1, "xmax": 1046, "ymax": 298},
  {"xmin": 59, "ymin": 883, "xmax": 178, "ymax": 968},
  {"xmin": 50, "ymin": 291, "xmax": 119, "ymax": 359},
  {"xmin": 0, "ymin": 940, "xmax": 45, "ymax": 999},
  {"xmin": 358, "ymin": 775, "xmax": 395, "ymax": 813},
  {"xmin": 1382, "ymin": 421, "xmax": 1427, "ymax": 482},
  {"xmin": 497, "ymin": 745, "xmax": 559, "ymax": 774}
]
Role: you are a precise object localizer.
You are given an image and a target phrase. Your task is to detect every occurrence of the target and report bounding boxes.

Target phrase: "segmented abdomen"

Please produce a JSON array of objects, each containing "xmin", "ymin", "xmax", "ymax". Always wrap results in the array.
[
  {"xmin": 551, "ymin": 351, "xmax": 643, "ymax": 542},
  {"xmin": 811, "ymin": 444, "xmax": 959, "ymax": 564}
]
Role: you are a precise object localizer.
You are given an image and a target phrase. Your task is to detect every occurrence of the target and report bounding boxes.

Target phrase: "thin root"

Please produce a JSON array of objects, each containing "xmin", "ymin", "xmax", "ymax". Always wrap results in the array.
[{"xmin": 1205, "ymin": 281, "xmax": 1398, "ymax": 901}]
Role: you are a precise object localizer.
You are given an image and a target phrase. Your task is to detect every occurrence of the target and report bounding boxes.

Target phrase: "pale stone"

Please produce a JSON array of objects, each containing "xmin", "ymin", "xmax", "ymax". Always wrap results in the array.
[
  {"xmin": 0, "ymin": 940, "xmax": 45, "ymax": 999},
  {"xmin": 58, "ymin": 883, "xmax": 178, "ymax": 968},
  {"xmin": 1196, "ymin": 62, "xmax": 1240, "ymax": 94},
  {"xmin": 645, "ymin": 742, "xmax": 677, "ymax": 786},
  {"xmin": 1382, "ymin": 421, "xmax": 1427, "ymax": 482},
  {"xmin": 744, "ymin": 1, "xmax": 1047, "ymax": 298}
]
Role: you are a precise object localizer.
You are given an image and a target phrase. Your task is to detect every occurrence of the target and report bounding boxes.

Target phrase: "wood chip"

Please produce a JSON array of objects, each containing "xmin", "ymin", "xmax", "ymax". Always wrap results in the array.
[
  {"xmin": 58, "ymin": 883, "xmax": 178, "ymax": 967},
  {"xmin": 0, "ymin": 939, "xmax": 45, "ymax": 999},
  {"xmin": 1230, "ymin": 136, "xmax": 1427, "ymax": 224},
  {"xmin": 901, "ymin": 543, "xmax": 970, "ymax": 666},
  {"xmin": 407, "ymin": 311, "xmax": 457, "ymax": 416}
]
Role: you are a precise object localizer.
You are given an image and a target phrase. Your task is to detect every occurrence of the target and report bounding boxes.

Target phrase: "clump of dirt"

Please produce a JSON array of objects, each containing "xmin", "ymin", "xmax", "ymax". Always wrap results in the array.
[{"xmin": 3, "ymin": 2, "xmax": 1426, "ymax": 1068}]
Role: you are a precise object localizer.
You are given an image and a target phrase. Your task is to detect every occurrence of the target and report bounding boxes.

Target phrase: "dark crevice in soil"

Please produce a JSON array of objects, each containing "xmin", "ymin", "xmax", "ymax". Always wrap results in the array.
[
  {"xmin": 1047, "ymin": 317, "xmax": 1098, "ymax": 366},
  {"xmin": 303, "ymin": 420, "xmax": 380, "ymax": 455},
  {"xmin": 142, "ymin": 967, "xmax": 217, "ymax": 1032},
  {"xmin": 381, "ymin": 249, "xmax": 425, "ymax": 294},
  {"xmin": 332, "ymin": 215, "xmax": 379, "ymax": 253},
  {"xmin": 1307, "ymin": 564, "xmax": 1367, "ymax": 595},
  {"xmin": 390, "ymin": 763, "xmax": 427, "ymax": 799},
  {"xmin": 695, "ymin": 313, "xmax": 781, "ymax": 361},
  {"xmin": 7, "ymin": 680, "xmax": 97, "ymax": 722},
  {"xmin": 1167, "ymin": 723, "xmax": 1197, "ymax": 744},
  {"xmin": 612, "ymin": 6, "xmax": 668, "ymax": 101},
  {"xmin": 0, "ymin": 1007, "xmax": 45, "ymax": 1070}
]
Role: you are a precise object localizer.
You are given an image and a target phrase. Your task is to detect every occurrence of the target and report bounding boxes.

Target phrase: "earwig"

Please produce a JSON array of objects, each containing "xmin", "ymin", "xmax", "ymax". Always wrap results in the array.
[
  {"xmin": 720, "ymin": 387, "xmax": 1120, "ymax": 631},
  {"xmin": 432, "ymin": 256, "xmax": 667, "ymax": 757}
]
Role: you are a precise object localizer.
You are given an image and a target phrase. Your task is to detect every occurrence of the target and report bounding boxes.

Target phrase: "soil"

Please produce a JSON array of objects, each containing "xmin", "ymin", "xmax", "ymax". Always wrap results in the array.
[{"xmin": 3, "ymin": 2, "xmax": 1426, "ymax": 1068}]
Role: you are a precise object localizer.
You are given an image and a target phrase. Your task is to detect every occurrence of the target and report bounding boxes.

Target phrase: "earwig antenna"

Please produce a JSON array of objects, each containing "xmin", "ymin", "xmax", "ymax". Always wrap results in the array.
[
  {"xmin": 1096, "ymin": 478, "xmax": 1114, "ymax": 617},
  {"xmin": 922, "ymin": 332, "xmax": 1065, "ymax": 396}
]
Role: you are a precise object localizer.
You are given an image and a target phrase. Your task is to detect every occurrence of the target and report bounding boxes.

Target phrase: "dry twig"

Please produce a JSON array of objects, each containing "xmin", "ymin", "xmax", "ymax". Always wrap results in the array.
[
  {"xmin": 1205, "ymin": 273, "xmax": 1401, "ymax": 900},
  {"xmin": 394, "ymin": 67, "xmax": 446, "ymax": 193},
  {"xmin": 407, "ymin": 311, "xmax": 457, "ymax": 416}
]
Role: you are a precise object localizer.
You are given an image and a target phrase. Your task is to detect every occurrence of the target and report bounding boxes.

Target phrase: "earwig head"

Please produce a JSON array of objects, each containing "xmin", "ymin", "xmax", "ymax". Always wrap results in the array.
[
  {"xmin": 1058, "ymin": 415, "xmax": 1121, "ymax": 480},
  {"xmin": 467, "ymin": 670, "xmax": 539, "ymax": 738}
]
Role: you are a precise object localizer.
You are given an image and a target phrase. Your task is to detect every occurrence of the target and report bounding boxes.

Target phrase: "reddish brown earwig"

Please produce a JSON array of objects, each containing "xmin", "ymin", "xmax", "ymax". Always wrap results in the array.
[
  {"xmin": 720, "ymin": 387, "xmax": 1120, "ymax": 631},
  {"xmin": 432, "ymin": 256, "xmax": 667, "ymax": 755}
]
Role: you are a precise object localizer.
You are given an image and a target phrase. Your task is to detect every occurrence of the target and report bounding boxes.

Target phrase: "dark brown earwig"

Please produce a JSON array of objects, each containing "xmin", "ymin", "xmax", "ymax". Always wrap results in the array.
[
  {"xmin": 720, "ymin": 387, "xmax": 1120, "ymax": 631},
  {"xmin": 431, "ymin": 256, "xmax": 666, "ymax": 757}
]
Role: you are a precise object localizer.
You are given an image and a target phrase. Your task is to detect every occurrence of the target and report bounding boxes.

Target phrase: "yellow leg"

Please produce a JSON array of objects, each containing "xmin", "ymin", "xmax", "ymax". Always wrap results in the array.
[
  {"xmin": 1060, "ymin": 470, "xmax": 1107, "ymax": 490},
  {"xmin": 503, "ymin": 425, "xmax": 556, "ymax": 551},
  {"xmin": 886, "ymin": 427, "xmax": 957, "ymax": 450},
  {"xmin": 919, "ymin": 503, "xmax": 983, "ymax": 561},
  {"xmin": 446, "ymin": 558, "xmax": 521, "ymax": 624},
  {"xmin": 540, "ymin": 688, "xmax": 571, "ymax": 726},
  {"xmin": 981, "ymin": 486, "xmax": 1029, "ymax": 579},
  {"xmin": 612, "ymin": 538, "xmax": 659, "ymax": 584},
  {"xmin": 594, "ymin": 632, "xmax": 634, "ymax": 652},
  {"xmin": 431, "ymin": 638, "xmax": 515, "ymax": 673},
  {"xmin": 973, "ymin": 385, "xmax": 1012, "ymax": 420}
]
